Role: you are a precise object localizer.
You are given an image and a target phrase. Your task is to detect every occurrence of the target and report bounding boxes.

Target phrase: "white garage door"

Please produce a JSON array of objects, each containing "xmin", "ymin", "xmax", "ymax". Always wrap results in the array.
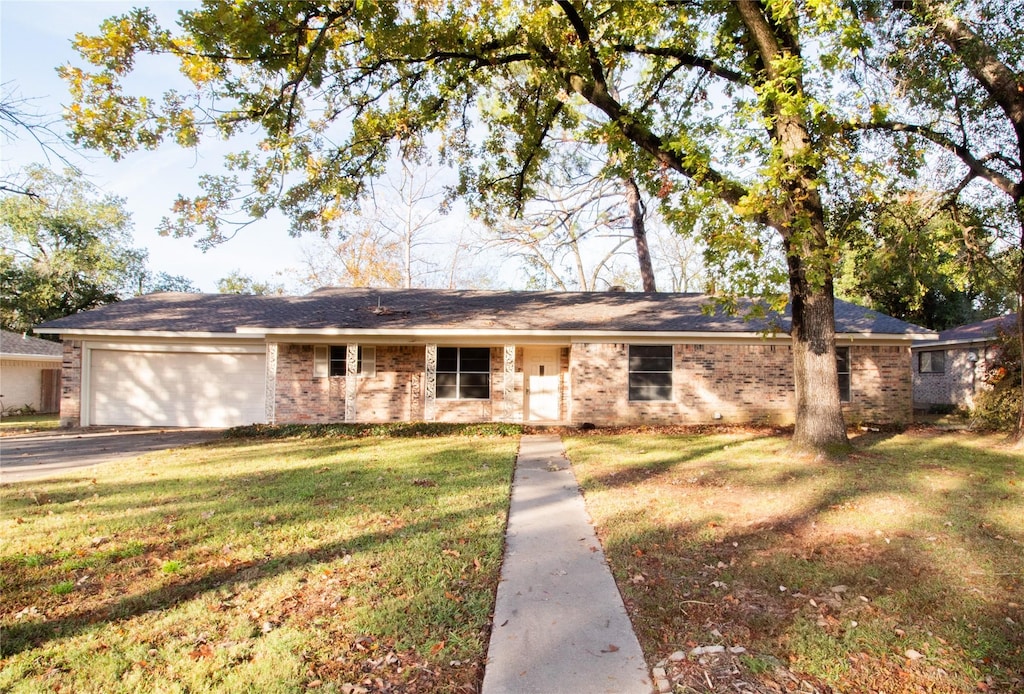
[{"xmin": 89, "ymin": 349, "xmax": 267, "ymax": 427}]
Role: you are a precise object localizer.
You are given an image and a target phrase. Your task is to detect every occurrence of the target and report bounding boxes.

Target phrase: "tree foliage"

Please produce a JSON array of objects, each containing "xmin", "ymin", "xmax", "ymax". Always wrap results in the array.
[
  {"xmin": 0, "ymin": 165, "xmax": 146, "ymax": 333},
  {"xmin": 835, "ymin": 195, "xmax": 1013, "ymax": 329},
  {"xmin": 216, "ymin": 270, "xmax": 284, "ymax": 295}
]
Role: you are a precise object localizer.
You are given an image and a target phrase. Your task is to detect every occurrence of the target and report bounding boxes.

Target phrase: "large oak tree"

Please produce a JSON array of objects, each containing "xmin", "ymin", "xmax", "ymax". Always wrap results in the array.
[{"xmin": 61, "ymin": 1, "xmax": 901, "ymax": 451}]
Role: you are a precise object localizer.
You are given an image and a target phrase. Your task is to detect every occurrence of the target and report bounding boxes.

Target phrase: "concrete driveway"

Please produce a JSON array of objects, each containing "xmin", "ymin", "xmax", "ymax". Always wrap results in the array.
[{"xmin": 0, "ymin": 428, "xmax": 226, "ymax": 484}]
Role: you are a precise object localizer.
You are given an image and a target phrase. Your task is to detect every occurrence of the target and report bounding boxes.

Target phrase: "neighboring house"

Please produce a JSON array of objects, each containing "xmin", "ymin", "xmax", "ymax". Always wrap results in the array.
[
  {"xmin": 35, "ymin": 288, "xmax": 935, "ymax": 429},
  {"xmin": 912, "ymin": 313, "xmax": 1018, "ymax": 410},
  {"xmin": 0, "ymin": 330, "xmax": 63, "ymax": 414}
]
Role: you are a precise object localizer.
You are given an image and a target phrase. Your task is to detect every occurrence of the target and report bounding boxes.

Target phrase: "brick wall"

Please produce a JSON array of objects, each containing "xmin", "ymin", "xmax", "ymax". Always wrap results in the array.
[
  {"xmin": 846, "ymin": 344, "xmax": 913, "ymax": 424},
  {"xmin": 358, "ymin": 345, "xmax": 425, "ymax": 422},
  {"xmin": 569, "ymin": 343, "xmax": 796, "ymax": 426},
  {"xmin": 912, "ymin": 344, "xmax": 994, "ymax": 409},
  {"xmin": 273, "ymin": 344, "xmax": 345, "ymax": 423},
  {"xmin": 271, "ymin": 345, "xmax": 522, "ymax": 424},
  {"xmin": 570, "ymin": 342, "xmax": 913, "ymax": 426},
  {"xmin": 59, "ymin": 340, "xmax": 82, "ymax": 427}
]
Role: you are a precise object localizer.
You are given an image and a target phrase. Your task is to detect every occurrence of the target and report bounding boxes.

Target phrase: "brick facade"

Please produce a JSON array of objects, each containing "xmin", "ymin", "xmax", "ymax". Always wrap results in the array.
[
  {"xmin": 568, "ymin": 342, "xmax": 913, "ymax": 427},
  {"xmin": 912, "ymin": 344, "xmax": 996, "ymax": 409},
  {"xmin": 54, "ymin": 338, "xmax": 915, "ymax": 427},
  {"xmin": 59, "ymin": 340, "xmax": 83, "ymax": 428},
  {"xmin": 845, "ymin": 344, "xmax": 913, "ymax": 424}
]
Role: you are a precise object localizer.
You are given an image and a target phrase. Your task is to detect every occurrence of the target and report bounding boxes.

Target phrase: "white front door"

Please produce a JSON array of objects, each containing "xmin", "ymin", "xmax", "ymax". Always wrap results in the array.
[{"xmin": 524, "ymin": 348, "xmax": 560, "ymax": 422}]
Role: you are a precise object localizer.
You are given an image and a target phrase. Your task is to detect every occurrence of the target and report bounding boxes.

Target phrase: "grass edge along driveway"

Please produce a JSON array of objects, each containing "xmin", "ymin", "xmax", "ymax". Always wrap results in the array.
[
  {"xmin": 1, "ymin": 425, "xmax": 519, "ymax": 693},
  {"xmin": 567, "ymin": 428, "xmax": 1024, "ymax": 694}
]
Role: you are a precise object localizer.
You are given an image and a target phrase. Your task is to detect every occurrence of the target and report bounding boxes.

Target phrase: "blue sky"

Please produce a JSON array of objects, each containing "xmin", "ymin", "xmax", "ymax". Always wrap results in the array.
[{"xmin": 1, "ymin": 1, "xmax": 310, "ymax": 292}]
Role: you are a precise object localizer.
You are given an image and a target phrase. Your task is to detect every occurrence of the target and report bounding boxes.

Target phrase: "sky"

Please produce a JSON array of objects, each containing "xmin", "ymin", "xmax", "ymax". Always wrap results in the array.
[{"xmin": 0, "ymin": 1, "xmax": 368, "ymax": 293}]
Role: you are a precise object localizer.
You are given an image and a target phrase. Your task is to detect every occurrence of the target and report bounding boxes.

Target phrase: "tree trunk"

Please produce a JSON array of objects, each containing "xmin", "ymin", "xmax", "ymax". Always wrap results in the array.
[
  {"xmin": 786, "ymin": 240, "xmax": 849, "ymax": 452},
  {"xmin": 623, "ymin": 176, "xmax": 657, "ymax": 292},
  {"xmin": 1013, "ymin": 207, "xmax": 1024, "ymax": 446}
]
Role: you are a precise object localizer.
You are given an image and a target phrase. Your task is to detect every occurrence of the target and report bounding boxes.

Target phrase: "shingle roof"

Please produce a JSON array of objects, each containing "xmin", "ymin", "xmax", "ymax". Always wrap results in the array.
[
  {"xmin": 35, "ymin": 288, "xmax": 934, "ymax": 337},
  {"xmin": 915, "ymin": 313, "xmax": 1018, "ymax": 347},
  {"xmin": 1, "ymin": 330, "xmax": 63, "ymax": 357}
]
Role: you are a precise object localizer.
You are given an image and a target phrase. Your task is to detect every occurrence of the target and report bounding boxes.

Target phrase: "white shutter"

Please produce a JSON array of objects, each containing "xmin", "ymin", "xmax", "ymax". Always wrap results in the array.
[
  {"xmin": 360, "ymin": 346, "xmax": 376, "ymax": 377},
  {"xmin": 313, "ymin": 345, "xmax": 329, "ymax": 378}
]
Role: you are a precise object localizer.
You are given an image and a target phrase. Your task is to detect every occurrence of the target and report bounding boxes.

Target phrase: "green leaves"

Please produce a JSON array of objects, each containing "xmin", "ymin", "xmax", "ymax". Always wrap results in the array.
[{"xmin": 0, "ymin": 165, "xmax": 146, "ymax": 331}]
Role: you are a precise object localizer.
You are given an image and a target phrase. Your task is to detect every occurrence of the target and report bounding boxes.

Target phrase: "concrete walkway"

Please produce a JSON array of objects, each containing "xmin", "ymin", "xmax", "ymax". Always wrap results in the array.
[{"xmin": 482, "ymin": 435, "xmax": 651, "ymax": 694}]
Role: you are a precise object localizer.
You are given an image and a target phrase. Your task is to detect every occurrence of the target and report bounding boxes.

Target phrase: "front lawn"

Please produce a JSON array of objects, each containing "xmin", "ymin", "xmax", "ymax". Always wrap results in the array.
[
  {"xmin": 1, "ymin": 430, "xmax": 518, "ymax": 693},
  {"xmin": 0, "ymin": 414, "xmax": 59, "ymax": 436},
  {"xmin": 567, "ymin": 428, "xmax": 1024, "ymax": 693}
]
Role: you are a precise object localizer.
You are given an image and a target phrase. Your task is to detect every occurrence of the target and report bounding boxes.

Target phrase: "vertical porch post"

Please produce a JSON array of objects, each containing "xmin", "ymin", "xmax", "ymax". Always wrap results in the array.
[{"xmin": 424, "ymin": 343, "xmax": 437, "ymax": 421}]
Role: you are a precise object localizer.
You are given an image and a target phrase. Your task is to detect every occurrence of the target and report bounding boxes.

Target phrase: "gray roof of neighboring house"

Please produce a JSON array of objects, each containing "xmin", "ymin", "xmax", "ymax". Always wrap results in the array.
[
  {"xmin": 914, "ymin": 313, "xmax": 1018, "ymax": 348},
  {"xmin": 34, "ymin": 288, "xmax": 935, "ymax": 337},
  {"xmin": 1, "ymin": 330, "xmax": 64, "ymax": 357}
]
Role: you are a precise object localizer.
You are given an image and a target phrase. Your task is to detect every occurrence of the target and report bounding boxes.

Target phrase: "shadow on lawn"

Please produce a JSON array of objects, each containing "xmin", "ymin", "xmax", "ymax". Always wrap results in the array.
[
  {"xmin": 570, "ymin": 431, "xmax": 1023, "ymax": 689},
  {"xmin": 0, "ymin": 438, "xmax": 514, "ymax": 659}
]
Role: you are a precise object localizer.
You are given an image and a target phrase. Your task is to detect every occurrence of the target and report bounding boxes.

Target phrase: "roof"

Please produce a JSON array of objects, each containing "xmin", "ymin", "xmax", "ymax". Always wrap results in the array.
[
  {"xmin": 914, "ymin": 313, "xmax": 1018, "ymax": 349},
  {"xmin": 1, "ymin": 330, "xmax": 63, "ymax": 359},
  {"xmin": 34, "ymin": 288, "xmax": 935, "ymax": 339}
]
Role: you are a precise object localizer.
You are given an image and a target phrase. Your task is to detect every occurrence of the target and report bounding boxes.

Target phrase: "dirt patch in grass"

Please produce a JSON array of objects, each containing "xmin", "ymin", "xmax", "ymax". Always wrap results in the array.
[
  {"xmin": 1, "ymin": 432, "xmax": 518, "ymax": 693},
  {"xmin": 567, "ymin": 428, "xmax": 1023, "ymax": 693}
]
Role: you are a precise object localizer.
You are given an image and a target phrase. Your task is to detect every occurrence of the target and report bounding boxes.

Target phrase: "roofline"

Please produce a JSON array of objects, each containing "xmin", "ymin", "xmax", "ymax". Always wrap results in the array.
[
  {"xmin": 913, "ymin": 336, "xmax": 997, "ymax": 349},
  {"xmin": 34, "ymin": 328, "xmax": 260, "ymax": 339},
  {"xmin": 0, "ymin": 353, "xmax": 62, "ymax": 362},
  {"xmin": 33, "ymin": 326, "xmax": 932, "ymax": 342},
  {"xmin": 247, "ymin": 327, "xmax": 928, "ymax": 341}
]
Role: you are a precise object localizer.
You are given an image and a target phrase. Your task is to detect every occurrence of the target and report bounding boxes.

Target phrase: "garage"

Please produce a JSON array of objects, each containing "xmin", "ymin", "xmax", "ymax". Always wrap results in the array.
[{"xmin": 88, "ymin": 347, "xmax": 267, "ymax": 427}]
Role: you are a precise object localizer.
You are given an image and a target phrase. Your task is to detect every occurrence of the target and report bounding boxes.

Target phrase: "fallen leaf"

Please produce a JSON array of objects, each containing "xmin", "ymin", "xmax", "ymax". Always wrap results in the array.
[
  {"xmin": 905, "ymin": 649, "xmax": 924, "ymax": 660},
  {"xmin": 189, "ymin": 644, "xmax": 214, "ymax": 660},
  {"xmin": 430, "ymin": 641, "xmax": 446, "ymax": 655},
  {"xmin": 601, "ymin": 644, "xmax": 620, "ymax": 653}
]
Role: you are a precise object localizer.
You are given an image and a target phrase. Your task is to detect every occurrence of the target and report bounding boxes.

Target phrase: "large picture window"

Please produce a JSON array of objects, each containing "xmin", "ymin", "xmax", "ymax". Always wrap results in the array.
[
  {"xmin": 836, "ymin": 346, "xmax": 851, "ymax": 403},
  {"xmin": 437, "ymin": 347, "xmax": 491, "ymax": 400},
  {"xmin": 628, "ymin": 345, "xmax": 673, "ymax": 401},
  {"xmin": 918, "ymin": 350, "xmax": 945, "ymax": 374}
]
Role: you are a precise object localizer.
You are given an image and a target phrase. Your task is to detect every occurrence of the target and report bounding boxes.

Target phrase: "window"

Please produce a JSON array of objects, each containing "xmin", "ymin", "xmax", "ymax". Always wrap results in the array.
[
  {"xmin": 313, "ymin": 346, "xmax": 376, "ymax": 378},
  {"xmin": 329, "ymin": 346, "xmax": 349, "ymax": 376},
  {"xmin": 437, "ymin": 347, "xmax": 491, "ymax": 400},
  {"xmin": 629, "ymin": 345, "xmax": 673, "ymax": 401},
  {"xmin": 919, "ymin": 350, "xmax": 945, "ymax": 374},
  {"xmin": 836, "ymin": 346, "xmax": 851, "ymax": 403}
]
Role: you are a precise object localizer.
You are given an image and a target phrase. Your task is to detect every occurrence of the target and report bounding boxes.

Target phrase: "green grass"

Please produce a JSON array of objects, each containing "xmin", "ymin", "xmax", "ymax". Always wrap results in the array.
[
  {"xmin": 566, "ymin": 428, "xmax": 1024, "ymax": 693},
  {"xmin": 0, "ymin": 413, "xmax": 59, "ymax": 435},
  {"xmin": 0, "ymin": 428, "xmax": 519, "ymax": 693}
]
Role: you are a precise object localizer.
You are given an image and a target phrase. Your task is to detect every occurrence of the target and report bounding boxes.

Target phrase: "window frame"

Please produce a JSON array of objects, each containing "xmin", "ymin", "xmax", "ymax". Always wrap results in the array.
[
  {"xmin": 313, "ymin": 345, "xmax": 376, "ymax": 378},
  {"xmin": 836, "ymin": 346, "xmax": 851, "ymax": 403},
  {"xmin": 918, "ymin": 350, "xmax": 946, "ymax": 374},
  {"xmin": 628, "ymin": 344, "xmax": 674, "ymax": 402},
  {"xmin": 436, "ymin": 346, "xmax": 491, "ymax": 400}
]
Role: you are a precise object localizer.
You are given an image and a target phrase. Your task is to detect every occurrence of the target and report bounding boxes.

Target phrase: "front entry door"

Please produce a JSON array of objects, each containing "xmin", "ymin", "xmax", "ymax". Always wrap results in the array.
[{"xmin": 524, "ymin": 348, "xmax": 560, "ymax": 422}]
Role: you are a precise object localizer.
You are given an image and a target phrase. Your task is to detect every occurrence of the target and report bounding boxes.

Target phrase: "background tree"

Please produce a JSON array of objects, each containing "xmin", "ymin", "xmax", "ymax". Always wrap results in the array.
[
  {"xmin": 62, "ymin": 1, "xmax": 923, "ymax": 452},
  {"xmin": 856, "ymin": 0, "xmax": 1024, "ymax": 439},
  {"xmin": 484, "ymin": 151, "xmax": 641, "ymax": 291},
  {"xmin": 0, "ymin": 165, "xmax": 145, "ymax": 333},
  {"xmin": 216, "ymin": 270, "xmax": 284, "ymax": 296},
  {"xmin": 298, "ymin": 224, "xmax": 404, "ymax": 289},
  {"xmin": 1, "ymin": 82, "xmax": 81, "ymax": 198},
  {"xmin": 835, "ymin": 194, "xmax": 1013, "ymax": 329},
  {"xmin": 138, "ymin": 271, "xmax": 201, "ymax": 294}
]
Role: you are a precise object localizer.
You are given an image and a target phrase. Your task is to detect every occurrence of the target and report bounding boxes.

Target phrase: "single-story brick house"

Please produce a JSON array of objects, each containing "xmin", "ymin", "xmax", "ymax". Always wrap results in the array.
[
  {"xmin": 1, "ymin": 330, "xmax": 62, "ymax": 414},
  {"xmin": 35, "ymin": 288, "xmax": 935, "ymax": 429},
  {"xmin": 912, "ymin": 313, "xmax": 1017, "ymax": 410}
]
